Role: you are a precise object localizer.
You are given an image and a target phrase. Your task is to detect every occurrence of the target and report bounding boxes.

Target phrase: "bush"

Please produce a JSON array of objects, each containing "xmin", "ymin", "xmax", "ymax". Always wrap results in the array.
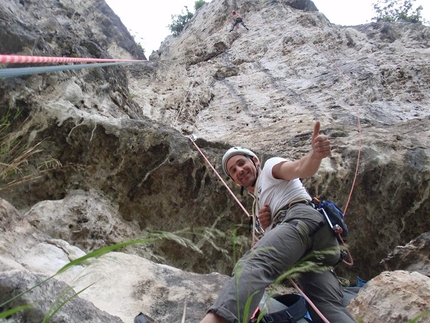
[
  {"xmin": 372, "ymin": 0, "xmax": 424, "ymax": 23},
  {"xmin": 168, "ymin": 1, "xmax": 207, "ymax": 37},
  {"xmin": 194, "ymin": 0, "xmax": 206, "ymax": 11},
  {"xmin": 168, "ymin": 6, "xmax": 194, "ymax": 37}
]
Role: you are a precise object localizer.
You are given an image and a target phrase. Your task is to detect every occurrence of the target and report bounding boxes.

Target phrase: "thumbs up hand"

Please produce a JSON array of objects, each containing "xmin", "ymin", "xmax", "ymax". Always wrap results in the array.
[{"xmin": 311, "ymin": 121, "xmax": 331, "ymax": 159}]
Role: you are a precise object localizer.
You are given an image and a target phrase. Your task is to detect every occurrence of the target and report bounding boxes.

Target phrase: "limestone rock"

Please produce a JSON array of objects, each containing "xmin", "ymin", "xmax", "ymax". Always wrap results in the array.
[
  {"xmin": 0, "ymin": 0, "xmax": 430, "ymax": 320},
  {"xmin": 381, "ymin": 232, "xmax": 430, "ymax": 277},
  {"xmin": 0, "ymin": 270, "xmax": 124, "ymax": 323},
  {"xmin": 0, "ymin": 198, "xmax": 228, "ymax": 322},
  {"xmin": 25, "ymin": 189, "xmax": 141, "ymax": 252},
  {"xmin": 59, "ymin": 252, "xmax": 229, "ymax": 323},
  {"xmin": 348, "ymin": 270, "xmax": 430, "ymax": 323},
  {"xmin": 128, "ymin": 0, "xmax": 430, "ymax": 279}
]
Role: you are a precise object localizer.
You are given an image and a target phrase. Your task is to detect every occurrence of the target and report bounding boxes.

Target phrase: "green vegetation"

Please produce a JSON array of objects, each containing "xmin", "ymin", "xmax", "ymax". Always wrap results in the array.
[
  {"xmin": 168, "ymin": 1, "xmax": 207, "ymax": 36},
  {"xmin": 372, "ymin": 0, "xmax": 424, "ymax": 23},
  {"xmin": 194, "ymin": 0, "xmax": 206, "ymax": 11},
  {"xmin": 0, "ymin": 110, "xmax": 61, "ymax": 190},
  {"xmin": 409, "ymin": 310, "xmax": 430, "ymax": 323},
  {"xmin": 168, "ymin": 6, "xmax": 194, "ymax": 36}
]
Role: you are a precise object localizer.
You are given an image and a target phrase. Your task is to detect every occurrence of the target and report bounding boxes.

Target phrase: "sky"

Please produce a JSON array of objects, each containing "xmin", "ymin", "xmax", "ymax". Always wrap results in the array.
[{"xmin": 104, "ymin": 0, "xmax": 429, "ymax": 55}]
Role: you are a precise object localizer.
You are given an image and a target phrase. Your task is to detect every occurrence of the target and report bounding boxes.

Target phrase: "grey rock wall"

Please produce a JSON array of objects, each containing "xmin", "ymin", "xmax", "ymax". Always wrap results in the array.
[{"xmin": 0, "ymin": 0, "xmax": 430, "ymax": 321}]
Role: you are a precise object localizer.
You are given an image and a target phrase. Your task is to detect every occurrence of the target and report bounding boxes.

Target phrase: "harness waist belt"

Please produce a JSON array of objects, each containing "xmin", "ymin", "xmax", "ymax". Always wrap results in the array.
[
  {"xmin": 271, "ymin": 199, "xmax": 312, "ymax": 229},
  {"xmin": 282, "ymin": 199, "xmax": 312, "ymax": 211}
]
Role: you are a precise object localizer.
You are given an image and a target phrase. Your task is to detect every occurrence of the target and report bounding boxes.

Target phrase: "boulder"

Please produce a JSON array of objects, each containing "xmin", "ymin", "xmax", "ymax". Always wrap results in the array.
[{"xmin": 348, "ymin": 270, "xmax": 430, "ymax": 323}]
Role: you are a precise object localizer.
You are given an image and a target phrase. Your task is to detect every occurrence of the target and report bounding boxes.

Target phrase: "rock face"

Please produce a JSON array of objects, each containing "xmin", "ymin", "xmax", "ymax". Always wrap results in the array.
[
  {"xmin": 0, "ymin": 198, "xmax": 227, "ymax": 323},
  {"xmin": 381, "ymin": 232, "xmax": 430, "ymax": 277},
  {"xmin": 0, "ymin": 0, "xmax": 145, "ymax": 61},
  {"xmin": 25, "ymin": 189, "xmax": 141, "ymax": 251},
  {"xmin": 0, "ymin": 270, "xmax": 124, "ymax": 323},
  {"xmin": 348, "ymin": 270, "xmax": 430, "ymax": 323},
  {"xmin": 1, "ymin": 0, "xmax": 430, "ymax": 321},
  {"xmin": 0, "ymin": 0, "xmax": 429, "ymax": 281},
  {"xmin": 141, "ymin": 0, "xmax": 430, "ymax": 280}
]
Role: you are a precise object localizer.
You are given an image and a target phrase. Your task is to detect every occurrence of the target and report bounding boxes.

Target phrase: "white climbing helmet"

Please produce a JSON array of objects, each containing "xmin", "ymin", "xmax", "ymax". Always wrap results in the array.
[{"xmin": 222, "ymin": 146, "xmax": 258, "ymax": 177}]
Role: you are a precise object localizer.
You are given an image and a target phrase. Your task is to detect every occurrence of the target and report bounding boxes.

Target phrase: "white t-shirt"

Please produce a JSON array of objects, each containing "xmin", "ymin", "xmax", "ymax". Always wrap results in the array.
[{"xmin": 254, "ymin": 157, "xmax": 311, "ymax": 218}]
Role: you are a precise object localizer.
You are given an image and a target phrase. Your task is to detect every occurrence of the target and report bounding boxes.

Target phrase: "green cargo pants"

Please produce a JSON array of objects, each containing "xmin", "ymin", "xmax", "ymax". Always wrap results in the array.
[{"xmin": 208, "ymin": 203, "xmax": 356, "ymax": 323}]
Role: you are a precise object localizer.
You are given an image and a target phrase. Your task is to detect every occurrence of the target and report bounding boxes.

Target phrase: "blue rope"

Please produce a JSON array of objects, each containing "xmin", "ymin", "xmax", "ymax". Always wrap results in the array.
[{"xmin": 0, "ymin": 61, "xmax": 138, "ymax": 79}]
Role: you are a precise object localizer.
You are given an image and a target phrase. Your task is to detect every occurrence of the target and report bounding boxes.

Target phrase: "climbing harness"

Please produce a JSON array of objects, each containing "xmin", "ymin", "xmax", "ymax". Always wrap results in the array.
[{"xmin": 250, "ymin": 292, "xmax": 312, "ymax": 323}]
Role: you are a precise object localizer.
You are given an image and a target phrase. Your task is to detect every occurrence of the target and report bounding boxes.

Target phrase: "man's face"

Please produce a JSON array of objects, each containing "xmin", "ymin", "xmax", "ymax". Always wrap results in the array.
[{"xmin": 226, "ymin": 155, "xmax": 259, "ymax": 188}]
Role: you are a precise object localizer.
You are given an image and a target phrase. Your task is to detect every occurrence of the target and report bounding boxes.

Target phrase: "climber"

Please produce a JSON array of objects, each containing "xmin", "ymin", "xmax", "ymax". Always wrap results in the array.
[
  {"xmin": 200, "ymin": 122, "xmax": 356, "ymax": 323},
  {"xmin": 229, "ymin": 10, "xmax": 249, "ymax": 32}
]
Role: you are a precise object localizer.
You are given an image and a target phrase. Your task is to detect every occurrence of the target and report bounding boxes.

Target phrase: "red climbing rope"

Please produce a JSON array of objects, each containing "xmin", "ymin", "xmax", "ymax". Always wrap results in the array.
[{"xmin": 0, "ymin": 54, "xmax": 146, "ymax": 64}]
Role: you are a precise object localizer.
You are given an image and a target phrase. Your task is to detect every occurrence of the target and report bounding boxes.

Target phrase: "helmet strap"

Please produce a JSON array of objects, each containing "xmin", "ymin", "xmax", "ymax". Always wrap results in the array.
[
  {"xmin": 249, "ymin": 156, "xmax": 259, "ymax": 187},
  {"xmin": 232, "ymin": 155, "xmax": 260, "ymax": 193}
]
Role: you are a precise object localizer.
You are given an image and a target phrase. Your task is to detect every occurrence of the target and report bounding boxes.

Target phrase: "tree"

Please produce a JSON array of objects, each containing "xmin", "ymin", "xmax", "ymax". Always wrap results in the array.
[
  {"xmin": 168, "ymin": 6, "xmax": 194, "ymax": 37},
  {"xmin": 168, "ymin": 1, "xmax": 207, "ymax": 37},
  {"xmin": 372, "ymin": 0, "xmax": 424, "ymax": 23},
  {"xmin": 194, "ymin": 0, "xmax": 206, "ymax": 11}
]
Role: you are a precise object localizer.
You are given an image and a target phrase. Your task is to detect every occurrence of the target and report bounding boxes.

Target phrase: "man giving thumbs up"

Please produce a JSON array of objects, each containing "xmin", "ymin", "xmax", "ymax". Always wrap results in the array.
[{"xmin": 201, "ymin": 122, "xmax": 356, "ymax": 323}]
